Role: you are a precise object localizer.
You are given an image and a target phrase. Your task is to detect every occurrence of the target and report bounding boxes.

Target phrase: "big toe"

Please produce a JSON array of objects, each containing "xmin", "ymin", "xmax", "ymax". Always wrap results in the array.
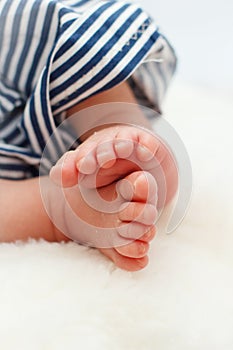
[{"xmin": 50, "ymin": 151, "xmax": 78, "ymax": 187}]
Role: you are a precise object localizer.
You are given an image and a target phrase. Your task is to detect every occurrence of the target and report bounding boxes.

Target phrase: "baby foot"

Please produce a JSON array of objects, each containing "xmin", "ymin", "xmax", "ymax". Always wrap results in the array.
[
  {"xmin": 50, "ymin": 170, "xmax": 158, "ymax": 271},
  {"xmin": 50, "ymin": 124, "xmax": 166, "ymax": 189}
]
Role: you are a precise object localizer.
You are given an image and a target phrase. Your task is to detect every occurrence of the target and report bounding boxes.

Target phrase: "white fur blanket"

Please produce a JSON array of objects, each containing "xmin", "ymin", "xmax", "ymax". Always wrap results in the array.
[{"xmin": 1, "ymin": 82, "xmax": 232, "ymax": 350}]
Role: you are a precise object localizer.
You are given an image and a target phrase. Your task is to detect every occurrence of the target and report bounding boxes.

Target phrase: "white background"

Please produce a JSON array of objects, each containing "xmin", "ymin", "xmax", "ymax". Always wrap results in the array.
[
  {"xmin": 0, "ymin": 1, "xmax": 233, "ymax": 349},
  {"xmin": 139, "ymin": 0, "xmax": 233, "ymax": 91}
]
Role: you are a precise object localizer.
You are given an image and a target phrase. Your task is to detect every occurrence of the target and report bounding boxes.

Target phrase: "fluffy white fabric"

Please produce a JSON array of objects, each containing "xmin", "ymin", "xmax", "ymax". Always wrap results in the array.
[{"xmin": 0, "ymin": 82, "xmax": 232, "ymax": 350}]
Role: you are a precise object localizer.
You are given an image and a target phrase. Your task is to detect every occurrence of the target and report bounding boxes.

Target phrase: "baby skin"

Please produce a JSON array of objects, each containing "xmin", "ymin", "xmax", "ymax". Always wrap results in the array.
[
  {"xmin": 0, "ymin": 81, "xmax": 177, "ymax": 272},
  {"xmin": 49, "ymin": 82, "xmax": 178, "ymax": 271}
]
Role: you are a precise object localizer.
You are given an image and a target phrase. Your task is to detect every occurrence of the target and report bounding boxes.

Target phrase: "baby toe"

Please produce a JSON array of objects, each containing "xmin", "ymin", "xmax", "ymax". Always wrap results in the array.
[
  {"xmin": 115, "ymin": 240, "xmax": 149, "ymax": 258},
  {"xmin": 118, "ymin": 202, "xmax": 157, "ymax": 225},
  {"xmin": 119, "ymin": 224, "xmax": 156, "ymax": 243},
  {"xmin": 96, "ymin": 139, "xmax": 116, "ymax": 168},
  {"xmin": 76, "ymin": 142, "xmax": 98, "ymax": 175},
  {"xmin": 117, "ymin": 171, "xmax": 157, "ymax": 204},
  {"xmin": 77, "ymin": 152, "xmax": 97, "ymax": 174},
  {"xmin": 137, "ymin": 225, "xmax": 156, "ymax": 242},
  {"xmin": 136, "ymin": 130, "xmax": 160, "ymax": 162},
  {"xmin": 50, "ymin": 151, "xmax": 78, "ymax": 187},
  {"xmin": 117, "ymin": 222, "xmax": 153, "ymax": 241},
  {"xmin": 114, "ymin": 128, "xmax": 134, "ymax": 158}
]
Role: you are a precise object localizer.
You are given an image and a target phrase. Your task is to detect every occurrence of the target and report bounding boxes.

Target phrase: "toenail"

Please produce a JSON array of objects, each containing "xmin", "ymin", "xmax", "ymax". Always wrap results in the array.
[
  {"xmin": 114, "ymin": 140, "xmax": 133, "ymax": 157},
  {"xmin": 139, "ymin": 243, "xmax": 146, "ymax": 254},
  {"xmin": 78, "ymin": 157, "xmax": 96, "ymax": 174},
  {"xmin": 134, "ymin": 173, "xmax": 146, "ymax": 189},
  {"xmin": 137, "ymin": 145, "xmax": 154, "ymax": 161},
  {"xmin": 97, "ymin": 150, "xmax": 109, "ymax": 159},
  {"xmin": 117, "ymin": 179, "xmax": 134, "ymax": 200}
]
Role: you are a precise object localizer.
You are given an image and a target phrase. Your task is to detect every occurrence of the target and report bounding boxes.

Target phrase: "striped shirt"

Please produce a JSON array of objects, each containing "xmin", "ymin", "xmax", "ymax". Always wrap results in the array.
[{"xmin": 0, "ymin": 0, "xmax": 177, "ymax": 180}]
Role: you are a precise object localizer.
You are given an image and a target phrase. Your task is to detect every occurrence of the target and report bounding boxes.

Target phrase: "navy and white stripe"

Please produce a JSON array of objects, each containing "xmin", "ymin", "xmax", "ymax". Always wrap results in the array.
[{"xmin": 0, "ymin": 0, "xmax": 177, "ymax": 180}]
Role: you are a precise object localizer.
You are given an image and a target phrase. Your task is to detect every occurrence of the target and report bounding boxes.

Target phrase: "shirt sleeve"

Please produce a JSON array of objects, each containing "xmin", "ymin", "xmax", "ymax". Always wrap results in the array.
[{"xmin": 0, "ymin": 0, "xmax": 177, "ymax": 180}]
